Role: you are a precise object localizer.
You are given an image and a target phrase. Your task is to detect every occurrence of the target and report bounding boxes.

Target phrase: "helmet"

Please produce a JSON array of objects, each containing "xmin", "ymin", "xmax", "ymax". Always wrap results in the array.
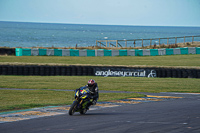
[{"xmin": 88, "ymin": 79, "xmax": 95, "ymax": 87}]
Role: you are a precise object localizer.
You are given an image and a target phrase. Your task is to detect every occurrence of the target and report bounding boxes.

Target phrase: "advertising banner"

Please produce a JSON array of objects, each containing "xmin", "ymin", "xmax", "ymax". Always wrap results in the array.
[{"xmin": 94, "ymin": 67, "xmax": 156, "ymax": 77}]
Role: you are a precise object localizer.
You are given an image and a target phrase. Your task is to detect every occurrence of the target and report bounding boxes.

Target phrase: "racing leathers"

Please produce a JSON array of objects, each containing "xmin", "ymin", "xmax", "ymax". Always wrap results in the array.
[{"xmin": 87, "ymin": 82, "xmax": 99, "ymax": 107}]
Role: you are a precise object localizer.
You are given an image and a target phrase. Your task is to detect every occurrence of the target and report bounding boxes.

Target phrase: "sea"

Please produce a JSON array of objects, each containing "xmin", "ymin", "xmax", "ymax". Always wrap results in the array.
[{"xmin": 0, "ymin": 21, "xmax": 200, "ymax": 48}]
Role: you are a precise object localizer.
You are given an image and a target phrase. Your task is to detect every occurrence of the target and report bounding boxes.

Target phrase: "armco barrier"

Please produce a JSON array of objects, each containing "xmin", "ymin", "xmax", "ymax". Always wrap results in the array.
[
  {"xmin": 158, "ymin": 49, "xmax": 166, "ymax": 55},
  {"xmin": 188, "ymin": 47, "xmax": 196, "ymax": 54},
  {"xmin": 128, "ymin": 50, "xmax": 135, "ymax": 56},
  {"xmin": 0, "ymin": 65, "xmax": 200, "ymax": 78},
  {"xmin": 79, "ymin": 50, "xmax": 87, "ymax": 56},
  {"xmin": 62, "ymin": 49, "xmax": 70, "ymax": 56},
  {"xmin": 143, "ymin": 49, "xmax": 150, "ymax": 56},
  {"xmin": 15, "ymin": 47, "xmax": 200, "ymax": 56},
  {"xmin": 46, "ymin": 49, "xmax": 54, "ymax": 56}
]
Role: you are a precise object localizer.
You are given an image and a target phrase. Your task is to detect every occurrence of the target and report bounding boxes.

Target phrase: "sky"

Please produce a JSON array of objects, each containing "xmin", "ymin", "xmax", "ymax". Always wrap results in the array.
[{"xmin": 0, "ymin": 0, "xmax": 200, "ymax": 26}]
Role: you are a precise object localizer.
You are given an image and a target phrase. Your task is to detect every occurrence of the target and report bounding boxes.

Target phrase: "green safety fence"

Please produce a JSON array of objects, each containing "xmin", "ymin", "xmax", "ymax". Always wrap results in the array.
[
  {"xmin": 54, "ymin": 49, "xmax": 62, "ymax": 56},
  {"xmin": 15, "ymin": 48, "xmax": 22, "ymax": 56},
  {"xmin": 70, "ymin": 49, "xmax": 79, "ymax": 56},
  {"xmin": 180, "ymin": 47, "xmax": 188, "ymax": 55},
  {"xmin": 22, "ymin": 49, "xmax": 31, "ymax": 56},
  {"xmin": 87, "ymin": 50, "xmax": 95, "ymax": 56},
  {"xmin": 166, "ymin": 49, "xmax": 174, "ymax": 55},
  {"xmin": 39, "ymin": 49, "xmax": 47, "ymax": 56},
  {"xmin": 119, "ymin": 50, "xmax": 127, "ymax": 56},
  {"xmin": 135, "ymin": 49, "xmax": 143, "ymax": 56},
  {"xmin": 15, "ymin": 47, "xmax": 200, "ymax": 56},
  {"xmin": 150, "ymin": 49, "xmax": 159, "ymax": 56},
  {"xmin": 104, "ymin": 49, "xmax": 112, "ymax": 56},
  {"xmin": 196, "ymin": 47, "xmax": 200, "ymax": 54}
]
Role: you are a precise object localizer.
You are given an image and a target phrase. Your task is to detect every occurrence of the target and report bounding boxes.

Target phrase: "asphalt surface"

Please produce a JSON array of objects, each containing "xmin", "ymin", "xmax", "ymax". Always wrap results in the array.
[{"xmin": 0, "ymin": 92, "xmax": 200, "ymax": 133}]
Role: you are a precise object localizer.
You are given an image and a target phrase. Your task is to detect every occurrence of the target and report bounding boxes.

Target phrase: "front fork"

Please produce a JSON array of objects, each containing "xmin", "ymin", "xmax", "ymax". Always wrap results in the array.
[
  {"xmin": 75, "ymin": 98, "xmax": 91, "ymax": 110},
  {"xmin": 75, "ymin": 98, "xmax": 83, "ymax": 109},
  {"xmin": 77, "ymin": 99, "xmax": 90, "ymax": 109}
]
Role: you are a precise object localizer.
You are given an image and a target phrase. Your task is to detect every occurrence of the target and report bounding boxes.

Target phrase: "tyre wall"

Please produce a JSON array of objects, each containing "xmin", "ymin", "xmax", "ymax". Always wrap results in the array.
[
  {"xmin": 0, "ymin": 65, "xmax": 199, "ymax": 78},
  {"xmin": 0, "ymin": 48, "xmax": 15, "ymax": 55}
]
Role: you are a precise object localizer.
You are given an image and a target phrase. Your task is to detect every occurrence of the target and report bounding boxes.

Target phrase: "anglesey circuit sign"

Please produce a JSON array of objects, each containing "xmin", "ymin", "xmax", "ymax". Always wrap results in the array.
[{"xmin": 94, "ymin": 68, "xmax": 156, "ymax": 77}]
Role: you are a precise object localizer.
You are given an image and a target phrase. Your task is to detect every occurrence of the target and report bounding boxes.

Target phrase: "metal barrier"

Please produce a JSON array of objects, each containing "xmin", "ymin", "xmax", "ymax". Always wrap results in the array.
[{"xmin": 96, "ymin": 35, "xmax": 200, "ymax": 48}]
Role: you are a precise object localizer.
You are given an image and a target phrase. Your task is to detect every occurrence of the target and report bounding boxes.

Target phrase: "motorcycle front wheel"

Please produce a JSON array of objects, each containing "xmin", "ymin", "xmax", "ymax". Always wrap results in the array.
[
  {"xmin": 68, "ymin": 100, "xmax": 78, "ymax": 115},
  {"xmin": 80, "ymin": 109, "xmax": 87, "ymax": 115}
]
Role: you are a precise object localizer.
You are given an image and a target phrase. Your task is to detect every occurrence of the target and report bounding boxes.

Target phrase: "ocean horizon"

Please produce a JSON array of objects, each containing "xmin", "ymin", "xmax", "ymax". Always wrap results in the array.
[{"xmin": 0, "ymin": 21, "xmax": 200, "ymax": 48}]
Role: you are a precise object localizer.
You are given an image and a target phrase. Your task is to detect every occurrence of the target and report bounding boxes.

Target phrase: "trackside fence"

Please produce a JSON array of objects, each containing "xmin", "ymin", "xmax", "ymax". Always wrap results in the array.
[
  {"xmin": 15, "ymin": 47, "xmax": 200, "ymax": 56},
  {"xmin": 96, "ymin": 35, "xmax": 200, "ymax": 48}
]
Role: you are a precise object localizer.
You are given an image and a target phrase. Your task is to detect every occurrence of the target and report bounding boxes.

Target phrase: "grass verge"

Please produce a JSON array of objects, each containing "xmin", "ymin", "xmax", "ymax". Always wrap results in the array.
[
  {"xmin": 0, "ymin": 54, "xmax": 200, "ymax": 68},
  {"xmin": 0, "ymin": 89, "xmax": 145, "ymax": 112},
  {"xmin": 0, "ymin": 76, "xmax": 200, "ymax": 93}
]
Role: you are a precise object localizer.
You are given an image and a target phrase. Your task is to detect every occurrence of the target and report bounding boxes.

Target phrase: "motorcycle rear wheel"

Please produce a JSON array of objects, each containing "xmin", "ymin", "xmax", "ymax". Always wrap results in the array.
[{"xmin": 69, "ymin": 100, "xmax": 78, "ymax": 115}]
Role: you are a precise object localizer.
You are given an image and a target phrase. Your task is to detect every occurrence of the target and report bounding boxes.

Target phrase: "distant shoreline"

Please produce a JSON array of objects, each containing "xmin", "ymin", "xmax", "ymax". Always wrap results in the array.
[
  {"xmin": 1, "ymin": 41, "xmax": 200, "ymax": 50},
  {"xmin": 1, "ymin": 21, "xmax": 200, "ymax": 28}
]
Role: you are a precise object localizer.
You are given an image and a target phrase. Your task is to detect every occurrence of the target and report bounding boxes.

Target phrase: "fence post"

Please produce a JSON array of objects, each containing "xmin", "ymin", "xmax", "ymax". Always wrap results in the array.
[
  {"xmin": 159, "ymin": 38, "xmax": 160, "ymax": 45},
  {"xmin": 96, "ymin": 35, "xmax": 199, "ymax": 48},
  {"xmin": 192, "ymin": 36, "xmax": 194, "ymax": 44},
  {"xmin": 167, "ymin": 38, "xmax": 169, "ymax": 45},
  {"xmin": 184, "ymin": 36, "xmax": 185, "ymax": 45},
  {"xmin": 150, "ymin": 39, "xmax": 152, "ymax": 46},
  {"xmin": 175, "ymin": 37, "xmax": 177, "ymax": 44},
  {"xmin": 142, "ymin": 39, "xmax": 143, "ymax": 47}
]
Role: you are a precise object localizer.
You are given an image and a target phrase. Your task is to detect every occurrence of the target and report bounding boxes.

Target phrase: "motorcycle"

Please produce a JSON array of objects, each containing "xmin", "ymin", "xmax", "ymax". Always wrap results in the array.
[{"xmin": 68, "ymin": 86, "xmax": 92, "ymax": 115}]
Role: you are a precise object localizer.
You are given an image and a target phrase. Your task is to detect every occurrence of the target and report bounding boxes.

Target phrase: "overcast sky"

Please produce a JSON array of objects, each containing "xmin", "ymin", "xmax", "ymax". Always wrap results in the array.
[{"xmin": 0, "ymin": 0, "xmax": 200, "ymax": 26}]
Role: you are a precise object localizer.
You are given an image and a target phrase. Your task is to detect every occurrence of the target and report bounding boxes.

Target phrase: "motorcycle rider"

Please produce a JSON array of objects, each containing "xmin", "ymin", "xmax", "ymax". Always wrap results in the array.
[{"xmin": 86, "ymin": 79, "xmax": 99, "ymax": 109}]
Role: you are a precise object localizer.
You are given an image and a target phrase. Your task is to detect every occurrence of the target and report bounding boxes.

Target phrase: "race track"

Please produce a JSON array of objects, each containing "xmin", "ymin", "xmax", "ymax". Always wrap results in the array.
[{"xmin": 0, "ymin": 92, "xmax": 200, "ymax": 133}]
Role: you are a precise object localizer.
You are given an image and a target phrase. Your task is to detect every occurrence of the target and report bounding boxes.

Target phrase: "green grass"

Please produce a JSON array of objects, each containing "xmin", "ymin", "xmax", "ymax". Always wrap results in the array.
[
  {"xmin": 0, "ymin": 90, "xmax": 73, "ymax": 112},
  {"xmin": 0, "ymin": 89, "xmax": 145, "ymax": 112},
  {"xmin": 1, "ymin": 54, "xmax": 200, "ymax": 67},
  {"xmin": 0, "ymin": 76, "xmax": 200, "ymax": 93},
  {"xmin": 1, "ymin": 75, "xmax": 199, "ymax": 112}
]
